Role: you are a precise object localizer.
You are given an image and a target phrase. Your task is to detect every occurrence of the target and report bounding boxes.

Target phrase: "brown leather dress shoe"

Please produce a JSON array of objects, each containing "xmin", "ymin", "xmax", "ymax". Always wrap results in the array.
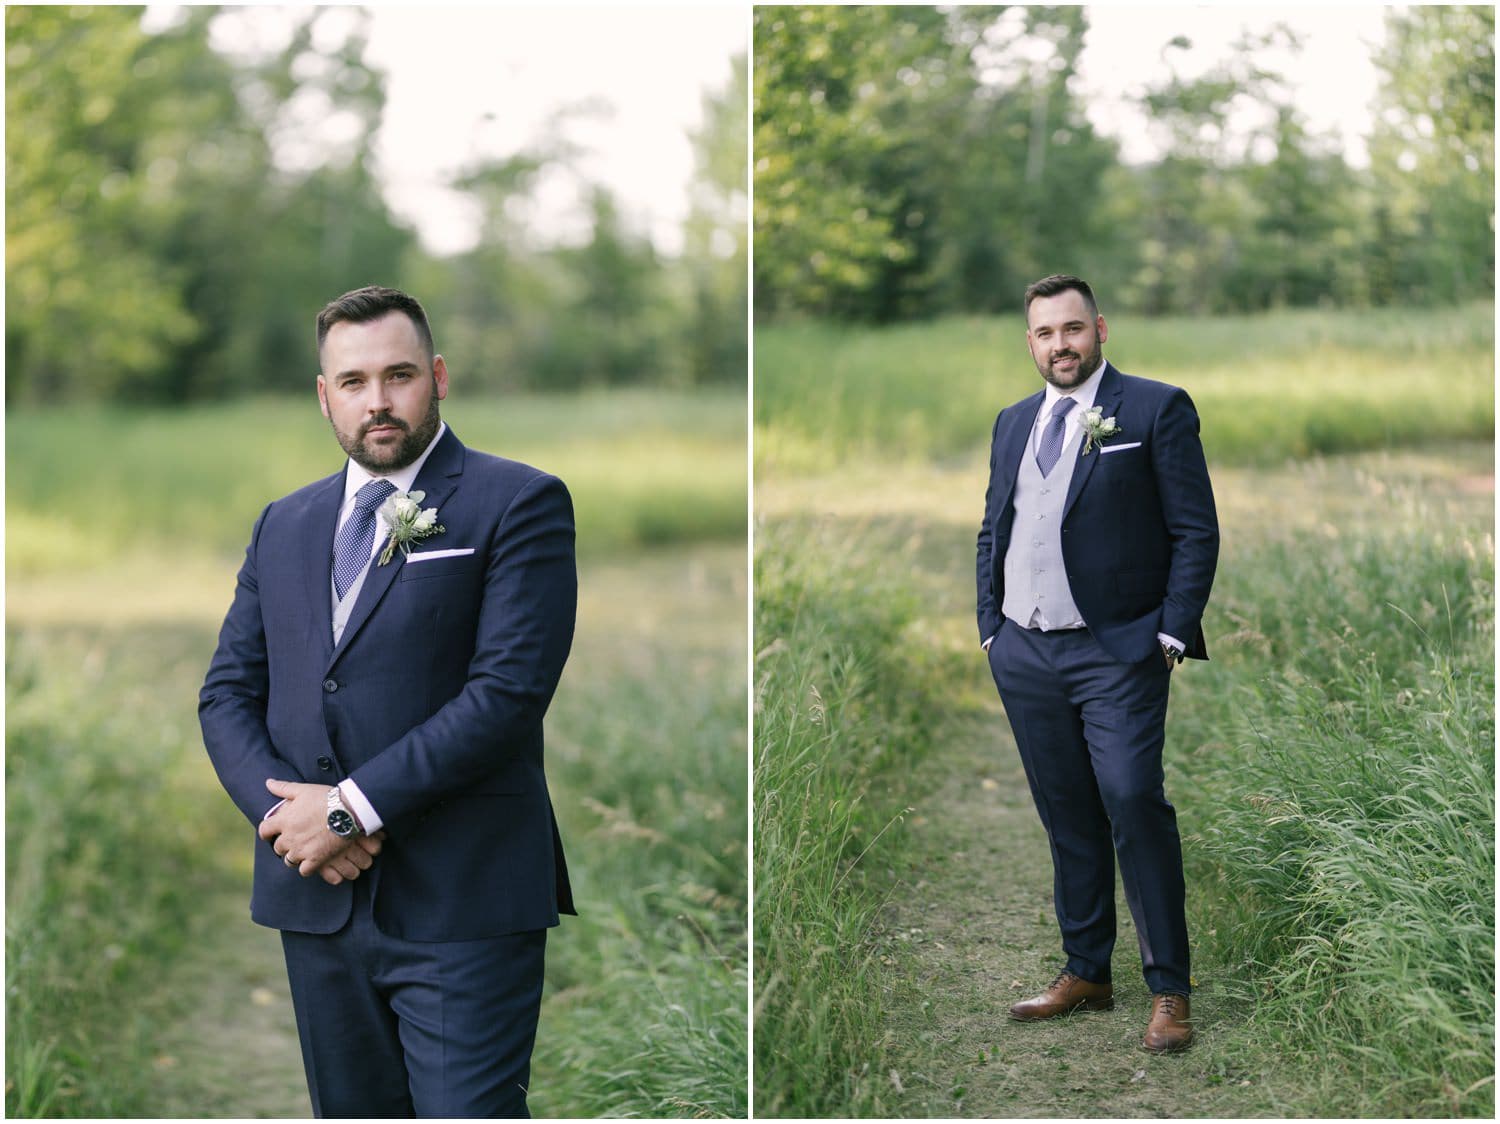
[
  {"xmin": 1008, "ymin": 970, "xmax": 1114, "ymax": 1021},
  {"xmin": 1142, "ymin": 992, "xmax": 1193, "ymax": 1052}
]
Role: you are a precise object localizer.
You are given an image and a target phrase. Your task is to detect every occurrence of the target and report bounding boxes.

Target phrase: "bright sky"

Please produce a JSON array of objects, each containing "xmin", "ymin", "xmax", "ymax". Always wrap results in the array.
[
  {"xmin": 1077, "ymin": 5, "xmax": 1391, "ymax": 166},
  {"xmin": 159, "ymin": 5, "xmax": 1387, "ymax": 257},
  {"xmin": 362, "ymin": 6, "xmax": 748, "ymax": 257},
  {"xmin": 170, "ymin": 4, "xmax": 748, "ymax": 258}
]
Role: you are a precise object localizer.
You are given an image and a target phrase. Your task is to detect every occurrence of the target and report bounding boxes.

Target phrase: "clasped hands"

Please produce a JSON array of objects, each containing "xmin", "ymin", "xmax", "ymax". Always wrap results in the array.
[{"xmin": 257, "ymin": 778, "xmax": 385, "ymax": 886}]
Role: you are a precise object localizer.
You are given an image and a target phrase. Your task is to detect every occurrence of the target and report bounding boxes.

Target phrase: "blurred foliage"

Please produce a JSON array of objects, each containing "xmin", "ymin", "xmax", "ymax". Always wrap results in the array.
[
  {"xmin": 5, "ymin": 7, "xmax": 747, "ymax": 404},
  {"xmin": 754, "ymin": 6, "xmax": 1116, "ymax": 320},
  {"xmin": 1365, "ymin": 4, "xmax": 1495, "ymax": 304},
  {"xmin": 754, "ymin": 6, "xmax": 1494, "ymax": 322}
]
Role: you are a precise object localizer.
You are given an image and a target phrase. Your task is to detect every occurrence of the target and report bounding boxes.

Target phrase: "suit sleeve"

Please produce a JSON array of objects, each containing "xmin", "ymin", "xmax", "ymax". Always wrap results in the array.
[
  {"xmin": 1151, "ymin": 388, "xmax": 1219, "ymax": 648},
  {"xmin": 975, "ymin": 411, "xmax": 1005, "ymax": 644},
  {"xmin": 347, "ymin": 473, "xmax": 578, "ymax": 828},
  {"xmin": 198, "ymin": 505, "xmax": 299, "ymax": 826}
]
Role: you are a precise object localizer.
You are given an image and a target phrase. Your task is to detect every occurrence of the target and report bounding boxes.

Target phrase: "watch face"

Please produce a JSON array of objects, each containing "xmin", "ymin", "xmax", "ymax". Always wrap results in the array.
[{"xmin": 328, "ymin": 808, "xmax": 357, "ymax": 837}]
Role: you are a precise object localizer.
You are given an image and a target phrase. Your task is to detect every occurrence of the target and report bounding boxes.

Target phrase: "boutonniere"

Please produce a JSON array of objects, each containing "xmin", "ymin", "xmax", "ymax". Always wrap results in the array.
[
  {"xmin": 377, "ymin": 490, "xmax": 445, "ymax": 565},
  {"xmin": 1079, "ymin": 406, "xmax": 1122, "ymax": 455}
]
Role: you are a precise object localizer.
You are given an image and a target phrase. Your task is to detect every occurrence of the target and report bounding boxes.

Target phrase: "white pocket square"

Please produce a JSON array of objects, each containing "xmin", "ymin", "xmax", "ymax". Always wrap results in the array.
[
  {"xmin": 404, "ymin": 548, "xmax": 476, "ymax": 562},
  {"xmin": 1099, "ymin": 441, "xmax": 1142, "ymax": 454}
]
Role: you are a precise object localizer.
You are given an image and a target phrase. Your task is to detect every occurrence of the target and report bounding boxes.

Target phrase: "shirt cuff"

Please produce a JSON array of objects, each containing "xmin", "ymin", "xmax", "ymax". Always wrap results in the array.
[
  {"xmin": 261, "ymin": 798, "xmax": 287, "ymax": 820},
  {"xmin": 1157, "ymin": 632, "xmax": 1185, "ymax": 653},
  {"xmin": 338, "ymin": 779, "xmax": 383, "ymax": 835},
  {"xmin": 981, "ymin": 635, "xmax": 994, "ymax": 650}
]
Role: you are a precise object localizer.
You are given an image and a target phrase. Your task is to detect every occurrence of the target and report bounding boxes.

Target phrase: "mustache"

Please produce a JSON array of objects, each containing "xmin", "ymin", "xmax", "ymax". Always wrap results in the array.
[
  {"xmin": 1051, "ymin": 351, "xmax": 1079, "ymax": 363},
  {"xmin": 361, "ymin": 414, "xmax": 409, "ymax": 437}
]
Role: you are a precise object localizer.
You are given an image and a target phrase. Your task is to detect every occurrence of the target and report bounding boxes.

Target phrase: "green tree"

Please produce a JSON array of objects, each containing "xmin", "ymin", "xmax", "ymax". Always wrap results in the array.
[
  {"xmin": 6, "ymin": 6, "xmax": 415, "ymax": 404},
  {"xmin": 930, "ymin": 6, "xmax": 1118, "ymax": 312},
  {"xmin": 753, "ymin": 6, "xmax": 1114, "ymax": 322},
  {"xmin": 682, "ymin": 53, "xmax": 748, "ymax": 384},
  {"xmin": 7, "ymin": 6, "xmax": 206, "ymax": 402},
  {"xmin": 537, "ymin": 187, "xmax": 681, "ymax": 388},
  {"xmin": 1232, "ymin": 105, "xmax": 1363, "ymax": 309},
  {"xmin": 1368, "ymin": 5, "xmax": 1494, "ymax": 302}
]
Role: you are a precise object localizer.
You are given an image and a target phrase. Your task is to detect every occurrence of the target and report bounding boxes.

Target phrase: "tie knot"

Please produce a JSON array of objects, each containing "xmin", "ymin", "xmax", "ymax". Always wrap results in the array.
[
  {"xmin": 1052, "ymin": 396, "xmax": 1078, "ymax": 419},
  {"xmin": 354, "ymin": 479, "xmax": 396, "ymax": 514}
]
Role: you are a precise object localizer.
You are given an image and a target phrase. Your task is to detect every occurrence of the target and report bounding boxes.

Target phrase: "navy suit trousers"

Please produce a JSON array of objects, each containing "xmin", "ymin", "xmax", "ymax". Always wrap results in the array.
[
  {"xmin": 988, "ymin": 620, "xmax": 1190, "ymax": 995},
  {"xmin": 280, "ymin": 876, "xmax": 547, "ymax": 1118}
]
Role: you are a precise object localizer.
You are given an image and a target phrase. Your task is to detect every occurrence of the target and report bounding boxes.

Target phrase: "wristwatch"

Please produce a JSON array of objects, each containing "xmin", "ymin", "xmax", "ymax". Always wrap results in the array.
[
  {"xmin": 326, "ymin": 786, "xmax": 363, "ymax": 838},
  {"xmin": 1161, "ymin": 640, "xmax": 1185, "ymax": 664}
]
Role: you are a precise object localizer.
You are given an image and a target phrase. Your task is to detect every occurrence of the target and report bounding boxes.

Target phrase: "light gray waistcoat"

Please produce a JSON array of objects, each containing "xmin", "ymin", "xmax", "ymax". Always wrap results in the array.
[{"xmin": 1002, "ymin": 424, "xmax": 1085, "ymax": 630}]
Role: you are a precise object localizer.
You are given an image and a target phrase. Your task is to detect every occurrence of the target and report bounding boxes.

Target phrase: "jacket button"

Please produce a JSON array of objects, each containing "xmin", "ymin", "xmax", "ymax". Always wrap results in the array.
[
  {"xmin": 316, "ymin": 756, "xmax": 333, "ymax": 771},
  {"xmin": 322, "ymin": 678, "xmax": 338, "ymax": 693}
]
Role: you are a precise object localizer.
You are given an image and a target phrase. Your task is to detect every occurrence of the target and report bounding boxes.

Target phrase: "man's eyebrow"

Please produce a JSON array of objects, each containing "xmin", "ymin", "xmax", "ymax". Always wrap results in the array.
[{"xmin": 332, "ymin": 361, "xmax": 421, "ymax": 380}]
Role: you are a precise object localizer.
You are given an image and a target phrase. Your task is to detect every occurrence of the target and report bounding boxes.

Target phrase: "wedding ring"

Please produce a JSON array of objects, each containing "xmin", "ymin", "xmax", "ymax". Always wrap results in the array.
[{"xmin": 283, "ymin": 854, "xmax": 297, "ymax": 868}]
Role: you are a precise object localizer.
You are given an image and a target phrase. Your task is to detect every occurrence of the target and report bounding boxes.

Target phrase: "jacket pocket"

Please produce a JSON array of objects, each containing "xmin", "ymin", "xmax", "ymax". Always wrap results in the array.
[{"xmin": 399, "ymin": 554, "xmax": 482, "ymax": 581}]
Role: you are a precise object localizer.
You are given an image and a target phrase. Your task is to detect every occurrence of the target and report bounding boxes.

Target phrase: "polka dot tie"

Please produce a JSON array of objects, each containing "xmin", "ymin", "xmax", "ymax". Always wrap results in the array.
[
  {"xmin": 1036, "ymin": 397, "xmax": 1077, "ymax": 477},
  {"xmin": 332, "ymin": 479, "xmax": 396, "ymax": 600}
]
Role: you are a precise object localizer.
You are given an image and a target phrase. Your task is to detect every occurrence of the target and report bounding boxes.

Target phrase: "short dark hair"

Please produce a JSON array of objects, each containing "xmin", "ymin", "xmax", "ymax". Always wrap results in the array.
[
  {"xmin": 316, "ymin": 286, "xmax": 434, "ymax": 357},
  {"xmin": 1023, "ymin": 274, "xmax": 1098, "ymax": 320}
]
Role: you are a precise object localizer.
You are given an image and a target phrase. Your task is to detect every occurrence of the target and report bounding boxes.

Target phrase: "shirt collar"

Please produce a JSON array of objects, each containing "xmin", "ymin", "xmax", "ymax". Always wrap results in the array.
[
  {"xmin": 341, "ymin": 421, "xmax": 447, "ymax": 507},
  {"xmin": 1040, "ymin": 359, "xmax": 1108, "ymax": 420}
]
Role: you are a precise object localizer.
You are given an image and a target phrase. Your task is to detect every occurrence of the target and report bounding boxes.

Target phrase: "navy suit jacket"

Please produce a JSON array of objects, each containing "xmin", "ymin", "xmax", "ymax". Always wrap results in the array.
[
  {"xmin": 975, "ymin": 363, "xmax": 1219, "ymax": 664},
  {"xmin": 200, "ymin": 427, "xmax": 577, "ymax": 941}
]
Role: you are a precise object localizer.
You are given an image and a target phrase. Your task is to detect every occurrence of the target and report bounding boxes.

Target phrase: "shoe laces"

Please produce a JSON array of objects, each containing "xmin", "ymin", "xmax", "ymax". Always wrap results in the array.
[
  {"xmin": 1048, "ymin": 969, "xmax": 1080, "ymax": 991},
  {"xmin": 1156, "ymin": 993, "xmax": 1184, "ymax": 1017}
]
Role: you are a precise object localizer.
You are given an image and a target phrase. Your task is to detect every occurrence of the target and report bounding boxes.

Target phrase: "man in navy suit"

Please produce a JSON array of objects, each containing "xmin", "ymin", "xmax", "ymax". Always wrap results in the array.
[
  {"xmin": 975, "ymin": 274, "xmax": 1218, "ymax": 1053},
  {"xmin": 200, "ymin": 286, "xmax": 576, "ymax": 1115}
]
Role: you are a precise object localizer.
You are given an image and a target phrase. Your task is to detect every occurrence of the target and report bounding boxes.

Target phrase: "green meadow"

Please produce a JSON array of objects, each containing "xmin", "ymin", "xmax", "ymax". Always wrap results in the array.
[
  {"xmin": 754, "ymin": 309, "xmax": 1494, "ymax": 1117},
  {"xmin": 5, "ymin": 389, "xmax": 747, "ymax": 1118},
  {"xmin": 755, "ymin": 302, "xmax": 1495, "ymax": 472}
]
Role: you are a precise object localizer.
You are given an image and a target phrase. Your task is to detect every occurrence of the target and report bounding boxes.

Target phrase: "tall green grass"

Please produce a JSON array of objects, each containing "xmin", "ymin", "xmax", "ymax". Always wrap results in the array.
[
  {"xmin": 6, "ymin": 626, "xmax": 231, "ymax": 1117},
  {"xmin": 755, "ymin": 302, "xmax": 1494, "ymax": 471},
  {"xmin": 753, "ymin": 518, "xmax": 966, "ymax": 1116},
  {"xmin": 535, "ymin": 554, "xmax": 747, "ymax": 1117},
  {"xmin": 1171, "ymin": 491, "xmax": 1494, "ymax": 1115}
]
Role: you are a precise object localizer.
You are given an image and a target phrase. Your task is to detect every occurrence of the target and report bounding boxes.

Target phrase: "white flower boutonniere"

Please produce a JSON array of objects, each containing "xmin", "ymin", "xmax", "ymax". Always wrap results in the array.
[
  {"xmin": 377, "ymin": 490, "xmax": 445, "ymax": 565},
  {"xmin": 1079, "ymin": 406, "xmax": 1122, "ymax": 455}
]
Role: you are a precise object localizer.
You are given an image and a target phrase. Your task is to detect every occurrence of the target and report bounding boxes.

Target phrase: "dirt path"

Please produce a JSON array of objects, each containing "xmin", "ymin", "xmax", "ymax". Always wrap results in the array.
[
  {"xmin": 142, "ymin": 880, "xmax": 312, "ymax": 1118},
  {"xmin": 873, "ymin": 708, "xmax": 1296, "ymax": 1118}
]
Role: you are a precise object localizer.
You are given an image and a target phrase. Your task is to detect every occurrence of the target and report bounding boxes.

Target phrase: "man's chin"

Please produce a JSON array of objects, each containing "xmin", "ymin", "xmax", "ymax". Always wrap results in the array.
[
  {"xmin": 1043, "ymin": 355, "xmax": 1097, "ymax": 390},
  {"xmin": 350, "ymin": 442, "xmax": 413, "ymax": 474}
]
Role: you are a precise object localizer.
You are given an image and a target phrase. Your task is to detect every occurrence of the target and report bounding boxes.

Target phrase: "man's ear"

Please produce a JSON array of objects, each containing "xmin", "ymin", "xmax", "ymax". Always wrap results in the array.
[
  {"xmin": 316, "ymin": 375, "xmax": 331, "ymax": 419},
  {"xmin": 1096, "ymin": 315, "xmax": 1109, "ymax": 345},
  {"xmin": 432, "ymin": 355, "xmax": 449, "ymax": 401}
]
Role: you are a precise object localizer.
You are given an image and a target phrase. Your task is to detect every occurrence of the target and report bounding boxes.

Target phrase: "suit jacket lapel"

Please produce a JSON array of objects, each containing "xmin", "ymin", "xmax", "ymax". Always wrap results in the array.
[
  {"xmin": 328, "ymin": 428, "xmax": 467, "ymax": 670},
  {"xmin": 300, "ymin": 473, "xmax": 344, "ymax": 664},
  {"xmin": 994, "ymin": 390, "xmax": 1045, "ymax": 510},
  {"xmin": 1063, "ymin": 362, "xmax": 1123, "ymax": 520}
]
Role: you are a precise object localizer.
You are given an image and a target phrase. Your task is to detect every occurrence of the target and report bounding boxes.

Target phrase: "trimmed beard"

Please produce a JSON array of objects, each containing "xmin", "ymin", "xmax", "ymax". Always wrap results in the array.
[
  {"xmin": 1038, "ymin": 335, "xmax": 1104, "ymax": 391},
  {"xmin": 331, "ymin": 386, "xmax": 442, "ymax": 474}
]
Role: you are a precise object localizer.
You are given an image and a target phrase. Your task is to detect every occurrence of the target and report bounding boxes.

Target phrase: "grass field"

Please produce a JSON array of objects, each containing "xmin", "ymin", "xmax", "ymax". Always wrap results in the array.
[
  {"xmin": 754, "ymin": 309, "xmax": 1494, "ymax": 1117},
  {"xmin": 755, "ymin": 302, "xmax": 1494, "ymax": 471},
  {"xmin": 5, "ymin": 388, "xmax": 748, "ymax": 1118},
  {"xmin": 7, "ymin": 387, "xmax": 745, "ymax": 574}
]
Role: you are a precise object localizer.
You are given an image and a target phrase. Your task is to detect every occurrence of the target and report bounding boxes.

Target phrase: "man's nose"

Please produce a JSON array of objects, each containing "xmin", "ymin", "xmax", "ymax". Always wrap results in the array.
[{"xmin": 366, "ymin": 379, "xmax": 391, "ymax": 413}]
